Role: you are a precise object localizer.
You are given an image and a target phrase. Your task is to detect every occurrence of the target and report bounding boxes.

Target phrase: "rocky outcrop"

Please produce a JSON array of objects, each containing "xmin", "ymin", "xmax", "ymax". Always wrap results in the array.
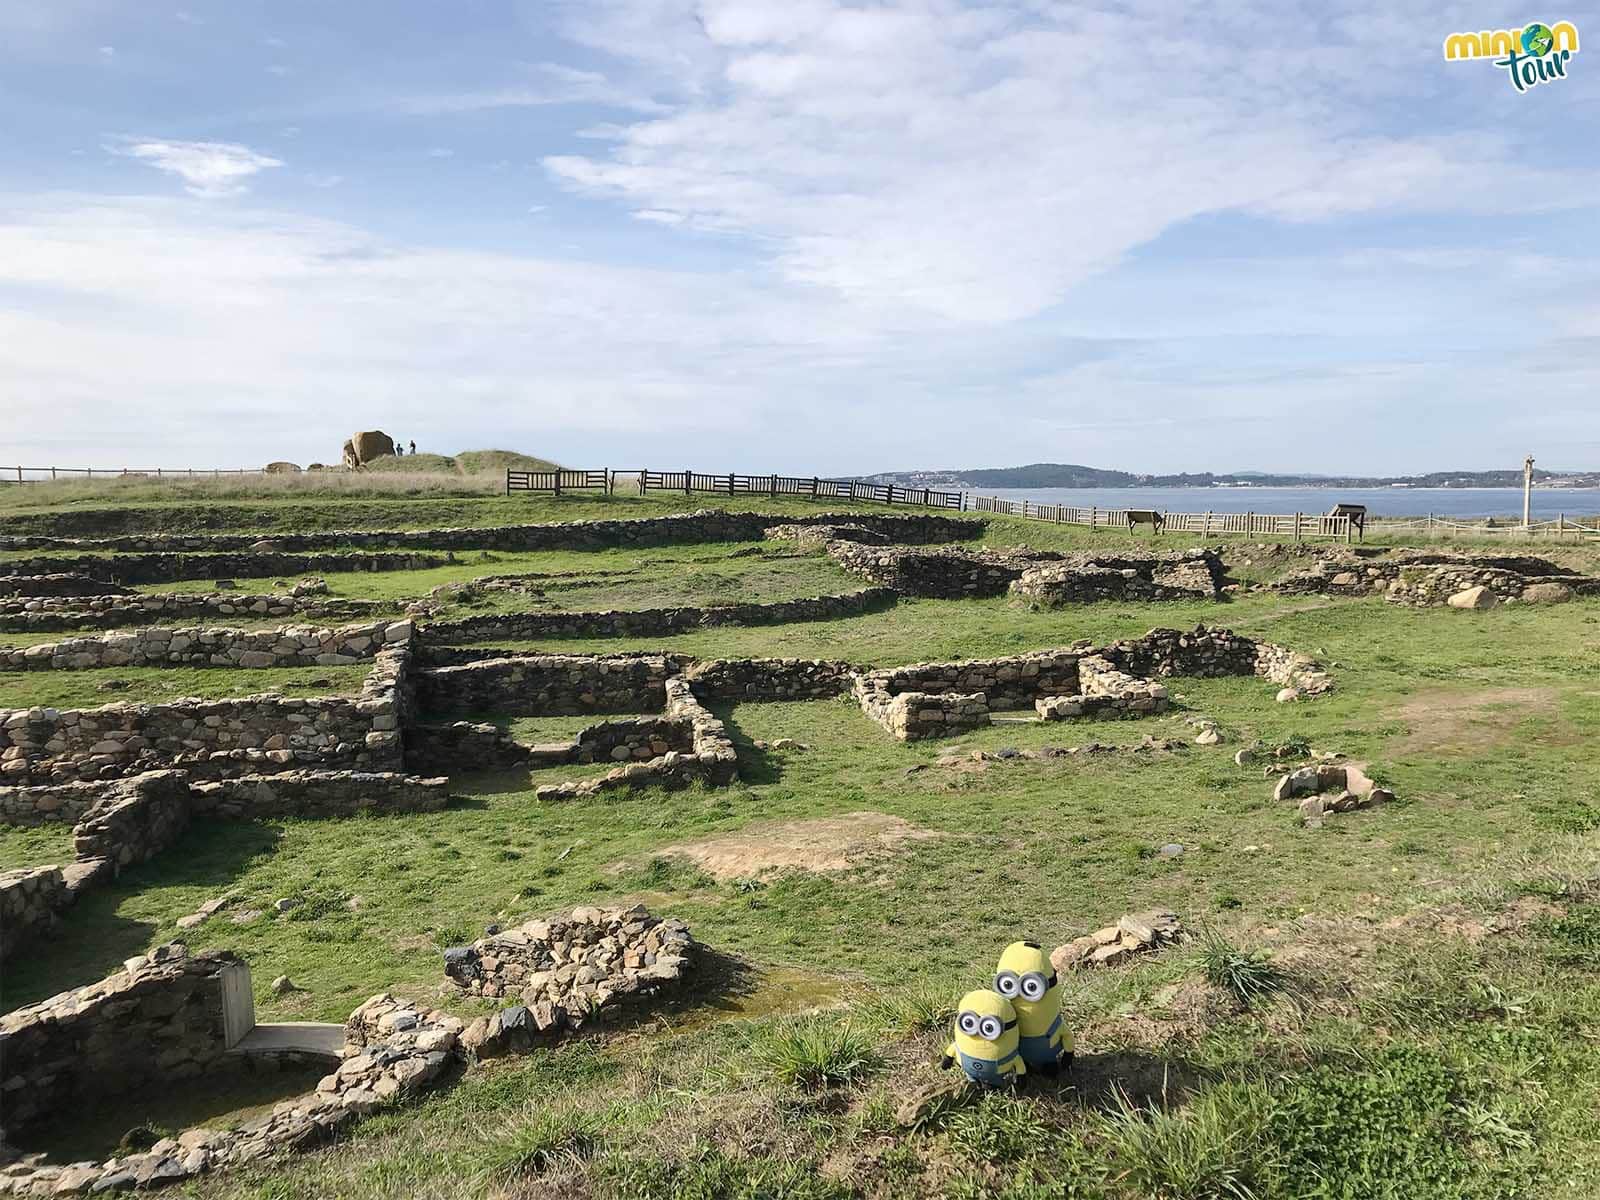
[{"xmin": 1272, "ymin": 760, "xmax": 1394, "ymax": 827}]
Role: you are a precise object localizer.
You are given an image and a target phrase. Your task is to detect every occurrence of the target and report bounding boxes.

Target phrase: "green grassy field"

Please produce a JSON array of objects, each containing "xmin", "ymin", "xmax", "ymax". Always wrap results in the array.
[{"xmin": 2, "ymin": 485, "xmax": 1599, "ymax": 1199}]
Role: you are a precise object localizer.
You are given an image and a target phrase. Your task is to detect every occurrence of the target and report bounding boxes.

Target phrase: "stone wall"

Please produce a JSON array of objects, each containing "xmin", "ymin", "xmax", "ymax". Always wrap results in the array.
[
  {"xmin": 534, "ymin": 678, "xmax": 737, "ymax": 801},
  {"xmin": 679, "ymin": 656, "xmax": 856, "ymax": 702},
  {"xmin": 421, "ymin": 587, "xmax": 895, "ymax": 644},
  {"xmin": 188, "ymin": 770, "xmax": 449, "ymax": 819},
  {"xmin": 0, "ymin": 591, "xmax": 384, "ymax": 634},
  {"xmin": 0, "ymin": 865, "xmax": 68, "ymax": 960},
  {"xmin": 445, "ymin": 904, "xmax": 695, "ymax": 1056},
  {"xmin": 1274, "ymin": 552, "xmax": 1598, "ymax": 607},
  {"xmin": 72, "ymin": 770, "xmax": 192, "ymax": 867},
  {"xmin": 0, "ymin": 778, "xmax": 104, "ymax": 825},
  {"xmin": 0, "ymin": 975, "xmax": 464, "ymax": 1195},
  {"xmin": 1036, "ymin": 656, "xmax": 1170, "ymax": 719},
  {"xmin": 1009, "ymin": 551, "xmax": 1225, "ymax": 606},
  {"xmin": 0, "ymin": 644, "xmax": 410, "ymax": 784},
  {"xmin": 0, "ymin": 551, "xmax": 447, "ymax": 586},
  {"xmin": 1096, "ymin": 626, "xmax": 1260, "ymax": 679},
  {"xmin": 763, "ymin": 523, "xmax": 890, "ymax": 548},
  {"xmin": 854, "ymin": 683, "xmax": 991, "ymax": 741},
  {"xmin": 0, "ymin": 944, "xmax": 244, "ymax": 1134},
  {"xmin": 404, "ymin": 721, "xmax": 542, "ymax": 774},
  {"xmin": 0, "ymin": 510, "xmax": 985, "ymax": 555},
  {"xmin": 829, "ymin": 543, "xmax": 1051, "ymax": 598},
  {"xmin": 0, "ymin": 573, "xmax": 129, "ymax": 598},
  {"xmin": 857, "ymin": 649, "xmax": 1084, "ymax": 711},
  {"xmin": 412, "ymin": 653, "xmax": 674, "ymax": 718},
  {"xmin": 0, "ymin": 619, "xmax": 410, "ymax": 671}
]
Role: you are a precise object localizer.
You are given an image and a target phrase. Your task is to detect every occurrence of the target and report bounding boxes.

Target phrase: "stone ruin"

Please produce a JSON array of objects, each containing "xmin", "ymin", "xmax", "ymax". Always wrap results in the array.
[
  {"xmin": 827, "ymin": 541, "xmax": 1230, "ymax": 602},
  {"xmin": 0, "ymin": 903, "xmax": 697, "ymax": 1194},
  {"xmin": 445, "ymin": 904, "xmax": 697, "ymax": 1057},
  {"xmin": 1272, "ymin": 761, "xmax": 1394, "ymax": 828},
  {"xmin": 851, "ymin": 626, "xmax": 1332, "ymax": 742},
  {"xmin": 1274, "ymin": 551, "xmax": 1599, "ymax": 608}
]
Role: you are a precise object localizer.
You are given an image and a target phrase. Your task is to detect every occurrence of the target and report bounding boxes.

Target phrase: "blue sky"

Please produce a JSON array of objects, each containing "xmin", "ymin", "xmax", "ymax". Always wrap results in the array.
[{"xmin": 2, "ymin": 1, "xmax": 1597, "ymax": 473}]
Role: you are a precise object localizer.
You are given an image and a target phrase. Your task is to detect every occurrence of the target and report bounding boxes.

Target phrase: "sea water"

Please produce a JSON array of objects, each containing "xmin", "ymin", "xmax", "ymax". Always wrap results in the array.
[{"xmin": 974, "ymin": 487, "xmax": 1600, "ymax": 520}]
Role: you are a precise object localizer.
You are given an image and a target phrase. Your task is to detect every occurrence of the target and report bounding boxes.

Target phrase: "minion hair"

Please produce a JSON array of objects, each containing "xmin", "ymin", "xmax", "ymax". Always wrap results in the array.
[{"xmin": 1022, "ymin": 940, "xmax": 1041, "ymax": 949}]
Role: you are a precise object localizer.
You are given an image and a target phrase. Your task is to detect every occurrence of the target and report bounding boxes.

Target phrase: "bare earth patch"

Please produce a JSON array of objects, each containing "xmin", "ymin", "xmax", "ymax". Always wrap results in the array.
[
  {"xmin": 1388, "ymin": 685, "xmax": 1568, "ymax": 754},
  {"xmin": 644, "ymin": 811, "xmax": 942, "ymax": 880}
]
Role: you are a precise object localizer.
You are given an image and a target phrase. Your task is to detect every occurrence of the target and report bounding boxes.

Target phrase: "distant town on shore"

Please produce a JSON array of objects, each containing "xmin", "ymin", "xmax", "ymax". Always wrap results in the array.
[{"xmin": 865, "ymin": 463, "xmax": 1600, "ymax": 490}]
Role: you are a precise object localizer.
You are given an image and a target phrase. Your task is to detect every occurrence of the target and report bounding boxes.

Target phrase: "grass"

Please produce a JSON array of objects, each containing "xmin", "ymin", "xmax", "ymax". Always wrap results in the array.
[{"xmin": 3, "ymin": 490, "xmax": 1600, "ymax": 1197}]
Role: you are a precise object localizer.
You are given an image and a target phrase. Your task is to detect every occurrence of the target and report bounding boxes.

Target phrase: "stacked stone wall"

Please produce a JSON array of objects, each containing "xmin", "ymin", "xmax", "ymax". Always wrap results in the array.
[
  {"xmin": 422, "ymin": 587, "xmax": 895, "ymax": 644},
  {"xmin": 0, "ymin": 551, "xmax": 447, "ymax": 585},
  {"xmin": 1274, "ymin": 552, "xmax": 1598, "ymax": 606},
  {"xmin": 0, "ymin": 592, "xmax": 384, "ymax": 634},
  {"xmin": 860, "ymin": 650, "xmax": 1083, "ymax": 711},
  {"xmin": 1010, "ymin": 551, "xmax": 1225, "ymax": 606},
  {"xmin": 0, "ymin": 945, "xmax": 242, "ymax": 1134},
  {"xmin": 854, "ymin": 683, "xmax": 990, "ymax": 740},
  {"xmin": 1096, "ymin": 626, "xmax": 1259, "ymax": 679},
  {"xmin": 188, "ymin": 770, "xmax": 449, "ymax": 819},
  {"xmin": 0, "ymin": 510, "xmax": 984, "ymax": 555},
  {"xmin": 0, "ymin": 645, "xmax": 409, "ymax": 784},
  {"xmin": 412, "ymin": 653, "xmax": 674, "ymax": 718},
  {"xmin": 680, "ymin": 657, "xmax": 856, "ymax": 702},
  {"xmin": 0, "ymin": 573, "xmax": 129, "ymax": 598},
  {"xmin": 0, "ymin": 866, "xmax": 69, "ymax": 960},
  {"xmin": 0, "ymin": 619, "xmax": 410, "ymax": 671},
  {"xmin": 830, "ymin": 543, "xmax": 1050, "ymax": 597},
  {"xmin": 0, "ymin": 779, "xmax": 103, "ymax": 825},
  {"xmin": 72, "ymin": 770, "xmax": 191, "ymax": 867},
  {"xmin": 534, "ymin": 678, "xmax": 737, "ymax": 801}
]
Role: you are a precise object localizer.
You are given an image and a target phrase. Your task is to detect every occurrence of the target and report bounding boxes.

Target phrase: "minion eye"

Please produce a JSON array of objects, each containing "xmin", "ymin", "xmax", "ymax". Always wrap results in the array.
[
  {"xmin": 994, "ymin": 972, "xmax": 1019, "ymax": 996},
  {"xmin": 979, "ymin": 1016, "xmax": 1002, "ymax": 1041},
  {"xmin": 958, "ymin": 1012, "xmax": 979, "ymax": 1035},
  {"xmin": 1021, "ymin": 973, "xmax": 1046, "ymax": 1000}
]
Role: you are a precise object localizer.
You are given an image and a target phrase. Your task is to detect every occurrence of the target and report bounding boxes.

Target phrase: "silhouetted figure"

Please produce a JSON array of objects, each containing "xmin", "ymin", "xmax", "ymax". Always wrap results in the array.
[
  {"xmin": 394, "ymin": 441, "xmax": 404, "ymax": 457},
  {"xmin": 409, "ymin": 440, "xmax": 417, "ymax": 455}
]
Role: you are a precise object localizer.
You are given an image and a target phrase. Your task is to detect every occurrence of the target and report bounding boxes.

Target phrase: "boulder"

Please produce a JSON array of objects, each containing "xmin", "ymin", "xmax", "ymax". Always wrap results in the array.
[
  {"xmin": 263, "ymin": 461, "xmax": 301, "ymax": 474},
  {"xmin": 349, "ymin": 430, "xmax": 396, "ymax": 467},
  {"xmin": 1446, "ymin": 585, "xmax": 1499, "ymax": 610},
  {"xmin": 1520, "ymin": 582, "xmax": 1574, "ymax": 604}
]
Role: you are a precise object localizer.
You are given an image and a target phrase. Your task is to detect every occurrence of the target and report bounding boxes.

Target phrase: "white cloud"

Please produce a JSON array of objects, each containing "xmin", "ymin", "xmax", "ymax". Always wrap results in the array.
[
  {"xmin": 109, "ymin": 138, "xmax": 283, "ymax": 198},
  {"xmin": 542, "ymin": 0, "xmax": 1600, "ymax": 324},
  {"xmin": 388, "ymin": 62, "xmax": 666, "ymax": 116}
]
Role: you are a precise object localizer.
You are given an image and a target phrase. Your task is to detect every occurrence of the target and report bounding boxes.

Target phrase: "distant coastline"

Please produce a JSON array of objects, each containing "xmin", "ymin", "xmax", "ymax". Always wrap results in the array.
[{"xmin": 865, "ymin": 462, "xmax": 1600, "ymax": 491}]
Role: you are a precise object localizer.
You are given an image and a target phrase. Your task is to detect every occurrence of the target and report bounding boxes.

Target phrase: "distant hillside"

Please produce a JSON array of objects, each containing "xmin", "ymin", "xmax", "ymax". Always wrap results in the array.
[
  {"xmin": 363, "ymin": 449, "xmax": 560, "ymax": 475},
  {"xmin": 866, "ymin": 463, "xmax": 1600, "ymax": 489}
]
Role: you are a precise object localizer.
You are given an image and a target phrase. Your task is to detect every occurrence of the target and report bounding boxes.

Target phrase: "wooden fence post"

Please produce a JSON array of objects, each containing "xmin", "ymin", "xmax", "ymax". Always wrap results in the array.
[
  {"xmin": 1090, "ymin": 505, "xmax": 1097, "ymax": 530},
  {"xmin": 811, "ymin": 476, "xmax": 819, "ymax": 500},
  {"xmin": 504, "ymin": 469, "xmax": 511, "ymax": 496},
  {"xmin": 684, "ymin": 469, "xmax": 692, "ymax": 497},
  {"xmin": 552, "ymin": 471, "xmax": 561, "ymax": 496},
  {"xmin": 727, "ymin": 472, "xmax": 735, "ymax": 496},
  {"xmin": 770, "ymin": 473, "xmax": 777, "ymax": 498}
]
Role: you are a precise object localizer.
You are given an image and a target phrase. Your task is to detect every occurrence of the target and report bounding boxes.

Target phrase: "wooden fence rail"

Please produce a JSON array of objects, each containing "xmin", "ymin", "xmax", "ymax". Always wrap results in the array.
[{"xmin": 630, "ymin": 470, "xmax": 964, "ymax": 509}]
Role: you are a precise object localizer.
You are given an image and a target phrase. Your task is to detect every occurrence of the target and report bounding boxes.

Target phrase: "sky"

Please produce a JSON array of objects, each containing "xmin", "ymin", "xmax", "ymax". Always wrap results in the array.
[{"xmin": 1, "ymin": 1, "xmax": 1597, "ymax": 475}]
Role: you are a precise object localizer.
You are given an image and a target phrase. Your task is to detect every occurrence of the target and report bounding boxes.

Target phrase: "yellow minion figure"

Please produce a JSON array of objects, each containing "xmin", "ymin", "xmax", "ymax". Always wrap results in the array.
[
  {"xmin": 941, "ymin": 990, "xmax": 1025, "ymax": 1087},
  {"xmin": 993, "ymin": 941, "xmax": 1072, "ymax": 1074}
]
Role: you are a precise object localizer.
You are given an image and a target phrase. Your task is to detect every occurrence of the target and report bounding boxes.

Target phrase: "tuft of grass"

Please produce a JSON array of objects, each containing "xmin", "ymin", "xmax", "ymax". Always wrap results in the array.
[
  {"xmin": 747, "ymin": 1016, "xmax": 884, "ymax": 1092},
  {"xmin": 1192, "ymin": 930, "xmax": 1285, "ymax": 1009},
  {"xmin": 857, "ymin": 980, "xmax": 957, "ymax": 1035},
  {"xmin": 1097, "ymin": 1083, "xmax": 1276, "ymax": 1200},
  {"xmin": 481, "ymin": 1109, "xmax": 604, "ymax": 1181}
]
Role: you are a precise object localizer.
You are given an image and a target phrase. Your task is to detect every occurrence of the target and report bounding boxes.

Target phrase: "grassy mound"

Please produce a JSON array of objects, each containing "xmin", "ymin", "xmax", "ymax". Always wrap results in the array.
[{"xmin": 362, "ymin": 449, "xmax": 560, "ymax": 475}]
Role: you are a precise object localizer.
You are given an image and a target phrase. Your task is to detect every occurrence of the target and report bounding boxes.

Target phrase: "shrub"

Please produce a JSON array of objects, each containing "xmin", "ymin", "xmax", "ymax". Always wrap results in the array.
[
  {"xmin": 1192, "ymin": 930, "xmax": 1285, "ymax": 1009},
  {"xmin": 748, "ymin": 1016, "xmax": 884, "ymax": 1091},
  {"xmin": 598, "ymin": 1144, "xmax": 850, "ymax": 1200},
  {"xmin": 1266, "ymin": 1045, "xmax": 1470, "ymax": 1199}
]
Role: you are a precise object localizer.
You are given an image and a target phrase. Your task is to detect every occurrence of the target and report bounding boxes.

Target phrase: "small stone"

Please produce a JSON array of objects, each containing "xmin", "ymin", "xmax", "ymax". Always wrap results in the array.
[
  {"xmin": 274, "ymin": 898, "xmax": 298, "ymax": 913},
  {"xmin": 1194, "ymin": 728, "xmax": 1221, "ymax": 746},
  {"xmin": 271, "ymin": 975, "xmax": 294, "ymax": 995},
  {"xmin": 1446, "ymin": 585, "xmax": 1499, "ymax": 611},
  {"xmin": 1276, "ymin": 687, "xmax": 1300, "ymax": 703},
  {"xmin": 1157, "ymin": 843, "xmax": 1184, "ymax": 858}
]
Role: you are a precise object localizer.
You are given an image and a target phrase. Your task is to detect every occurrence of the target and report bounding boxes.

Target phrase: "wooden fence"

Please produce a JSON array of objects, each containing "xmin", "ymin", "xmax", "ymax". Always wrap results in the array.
[
  {"xmin": 969, "ymin": 495, "xmax": 1357, "ymax": 541},
  {"xmin": 632, "ymin": 470, "xmax": 965, "ymax": 509},
  {"xmin": 1, "ymin": 466, "xmax": 263, "ymax": 484},
  {"xmin": 504, "ymin": 469, "xmax": 612, "ymax": 495}
]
